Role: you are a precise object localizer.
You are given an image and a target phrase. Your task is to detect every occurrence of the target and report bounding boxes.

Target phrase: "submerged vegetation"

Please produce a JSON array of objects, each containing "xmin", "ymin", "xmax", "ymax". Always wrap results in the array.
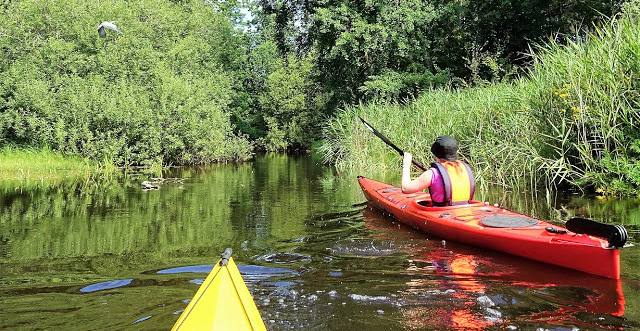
[{"xmin": 322, "ymin": 1, "xmax": 640, "ymax": 196}]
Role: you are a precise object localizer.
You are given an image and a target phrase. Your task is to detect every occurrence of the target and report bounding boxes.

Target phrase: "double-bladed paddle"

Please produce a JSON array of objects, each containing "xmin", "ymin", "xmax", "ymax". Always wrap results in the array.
[{"xmin": 358, "ymin": 116, "xmax": 426, "ymax": 171}]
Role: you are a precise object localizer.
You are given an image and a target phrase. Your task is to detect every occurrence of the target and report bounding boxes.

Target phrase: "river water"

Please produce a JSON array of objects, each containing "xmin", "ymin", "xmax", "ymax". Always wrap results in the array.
[{"xmin": 1, "ymin": 153, "xmax": 639, "ymax": 330}]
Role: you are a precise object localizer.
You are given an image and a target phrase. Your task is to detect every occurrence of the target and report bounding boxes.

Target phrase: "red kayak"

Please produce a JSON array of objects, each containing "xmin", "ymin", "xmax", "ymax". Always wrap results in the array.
[{"xmin": 358, "ymin": 176, "xmax": 623, "ymax": 279}]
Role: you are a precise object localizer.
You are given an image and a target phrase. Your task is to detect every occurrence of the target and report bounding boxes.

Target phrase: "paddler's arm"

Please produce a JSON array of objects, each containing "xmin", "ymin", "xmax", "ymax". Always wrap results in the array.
[{"xmin": 401, "ymin": 152, "xmax": 433, "ymax": 193}]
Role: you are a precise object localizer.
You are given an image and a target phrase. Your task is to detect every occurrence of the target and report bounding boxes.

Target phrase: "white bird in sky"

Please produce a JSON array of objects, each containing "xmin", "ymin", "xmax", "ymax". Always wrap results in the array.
[{"xmin": 97, "ymin": 21, "xmax": 123, "ymax": 38}]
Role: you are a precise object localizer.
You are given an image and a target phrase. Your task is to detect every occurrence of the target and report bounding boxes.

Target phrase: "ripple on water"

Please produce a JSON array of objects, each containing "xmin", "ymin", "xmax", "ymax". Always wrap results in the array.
[
  {"xmin": 156, "ymin": 265, "xmax": 213, "ymax": 274},
  {"xmin": 330, "ymin": 239, "xmax": 400, "ymax": 257},
  {"xmin": 131, "ymin": 315, "xmax": 152, "ymax": 324},
  {"xmin": 156, "ymin": 264, "xmax": 297, "ymax": 285},
  {"xmin": 157, "ymin": 264, "xmax": 295, "ymax": 275},
  {"xmin": 348, "ymin": 293, "xmax": 391, "ymax": 303},
  {"xmin": 239, "ymin": 264, "xmax": 297, "ymax": 275},
  {"xmin": 262, "ymin": 281, "xmax": 297, "ymax": 287},
  {"xmin": 257, "ymin": 252, "xmax": 312, "ymax": 264}
]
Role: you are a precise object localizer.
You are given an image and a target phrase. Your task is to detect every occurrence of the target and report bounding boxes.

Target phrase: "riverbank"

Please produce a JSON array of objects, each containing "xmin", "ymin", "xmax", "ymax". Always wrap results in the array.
[{"xmin": 0, "ymin": 146, "xmax": 117, "ymax": 182}]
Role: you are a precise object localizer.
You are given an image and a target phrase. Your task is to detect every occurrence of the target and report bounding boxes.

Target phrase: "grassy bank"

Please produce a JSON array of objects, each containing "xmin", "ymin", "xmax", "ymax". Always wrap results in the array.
[
  {"xmin": 321, "ymin": 1, "xmax": 640, "ymax": 196},
  {"xmin": 321, "ymin": 83, "xmax": 535, "ymax": 191},
  {"xmin": 0, "ymin": 146, "xmax": 117, "ymax": 182}
]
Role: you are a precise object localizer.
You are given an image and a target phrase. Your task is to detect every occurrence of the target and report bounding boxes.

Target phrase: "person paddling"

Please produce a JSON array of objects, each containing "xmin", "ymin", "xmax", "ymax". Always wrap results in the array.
[{"xmin": 401, "ymin": 136, "xmax": 475, "ymax": 206}]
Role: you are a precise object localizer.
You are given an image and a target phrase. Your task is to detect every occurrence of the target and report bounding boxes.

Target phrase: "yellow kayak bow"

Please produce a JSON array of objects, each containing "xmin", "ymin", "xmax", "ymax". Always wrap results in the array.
[{"xmin": 171, "ymin": 248, "xmax": 267, "ymax": 331}]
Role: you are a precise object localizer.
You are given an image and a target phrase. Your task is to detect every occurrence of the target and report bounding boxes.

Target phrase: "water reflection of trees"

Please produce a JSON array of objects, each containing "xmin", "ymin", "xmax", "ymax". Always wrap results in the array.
[
  {"xmin": 1, "ymin": 169, "xmax": 238, "ymax": 262},
  {"xmin": 0, "ymin": 154, "xmax": 359, "ymax": 266}
]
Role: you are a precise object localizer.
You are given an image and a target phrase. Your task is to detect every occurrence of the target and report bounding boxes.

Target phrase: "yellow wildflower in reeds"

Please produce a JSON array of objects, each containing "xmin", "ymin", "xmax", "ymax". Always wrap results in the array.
[{"xmin": 570, "ymin": 106, "xmax": 582, "ymax": 119}]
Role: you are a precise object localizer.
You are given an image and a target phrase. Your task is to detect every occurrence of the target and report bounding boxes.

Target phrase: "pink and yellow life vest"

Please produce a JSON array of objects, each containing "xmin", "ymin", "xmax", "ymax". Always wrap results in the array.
[{"xmin": 430, "ymin": 161, "xmax": 475, "ymax": 206}]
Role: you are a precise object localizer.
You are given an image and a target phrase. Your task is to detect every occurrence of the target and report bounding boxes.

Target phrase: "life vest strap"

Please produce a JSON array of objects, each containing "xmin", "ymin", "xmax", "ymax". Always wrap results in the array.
[{"xmin": 431, "ymin": 162, "xmax": 452, "ymax": 204}]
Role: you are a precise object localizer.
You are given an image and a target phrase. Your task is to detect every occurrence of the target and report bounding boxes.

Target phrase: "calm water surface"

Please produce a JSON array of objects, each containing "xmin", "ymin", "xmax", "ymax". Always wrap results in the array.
[{"xmin": 1, "ymin": 154, "xmax": 640, "ymax": 330}]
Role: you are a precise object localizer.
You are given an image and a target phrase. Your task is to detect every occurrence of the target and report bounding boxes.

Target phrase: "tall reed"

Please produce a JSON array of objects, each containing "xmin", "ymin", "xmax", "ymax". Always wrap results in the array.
[
  {"xmin": 321, "ymin": 83, "xmax": 536, "ymax": 191},
  {"xmin": 526, "ymin": 0, "xmax": 640, "ymax": 195},
  {"xmin": 322, "ymin": 1, "xmax": 640, "ymax": 195}
]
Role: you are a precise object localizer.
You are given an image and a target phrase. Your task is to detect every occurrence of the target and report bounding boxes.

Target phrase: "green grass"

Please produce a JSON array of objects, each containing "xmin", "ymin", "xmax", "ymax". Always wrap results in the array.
[
  {"xmin": 0, "ymin": 146, "xmax": 117, "ymax": 181},
  {"xmin": 321, "ymin": 1, "xmax": 640, "ymax": 196}
]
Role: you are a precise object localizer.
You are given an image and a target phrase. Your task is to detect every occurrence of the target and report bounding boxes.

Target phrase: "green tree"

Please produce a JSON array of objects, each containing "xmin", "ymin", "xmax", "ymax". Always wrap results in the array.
[
  {"xmin": 307, "ymin": 0, "xmax": 624, "ymax": 106},
  {"xmin": 231, "ymin": 8, "xmax": 325, "ymax": 151},
  {"xmin": 229, "ymin": 15, "xmax": 281, "ymax": 142},
  {"xmin": 259, "ymin": 52, "xmax": 323, "ymax": 151},
  {"xmin": 0, "ymin": 0, "xmax": 252, "ymax": 165},
  {"xmin": 436, "ymin": 0, "xmax": 623, "ymax": 80},
  {"xmin": 310, "ymin": 0, "xmax": 450, "ymax": 105}
]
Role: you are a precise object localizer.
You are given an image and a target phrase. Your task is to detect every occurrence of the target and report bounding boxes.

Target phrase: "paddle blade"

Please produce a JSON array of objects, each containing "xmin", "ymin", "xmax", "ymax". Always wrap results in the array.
[
  {"xmin": 566, "ymin": 217, "xmax": 628, "ymax": 248},
  {"xmin": 359, "ymin": 117, "xmax": 376, "ymax": 134}
]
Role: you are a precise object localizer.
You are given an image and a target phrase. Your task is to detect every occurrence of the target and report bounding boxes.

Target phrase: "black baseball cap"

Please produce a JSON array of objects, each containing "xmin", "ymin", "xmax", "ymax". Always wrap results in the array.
[{"xmin": 431, "ymin": 136, "xmax": 458, "ymax": 161}]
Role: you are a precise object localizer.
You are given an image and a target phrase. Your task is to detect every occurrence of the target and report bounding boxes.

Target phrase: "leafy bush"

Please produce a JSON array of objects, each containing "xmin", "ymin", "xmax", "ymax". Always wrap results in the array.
[{"xmin": 0, "ymin": 0, "xmax": 253, "ymax": 165}]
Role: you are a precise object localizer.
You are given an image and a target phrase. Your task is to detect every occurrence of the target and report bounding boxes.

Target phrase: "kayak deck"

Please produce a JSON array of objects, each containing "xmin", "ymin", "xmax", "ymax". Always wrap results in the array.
[
  {"xmin": 171, "ymin": 249, "xmax": 266, "ymax": 331},
  {"xmin": 358, "ymin": 176, "xmax": 621, "ymax": 279}
]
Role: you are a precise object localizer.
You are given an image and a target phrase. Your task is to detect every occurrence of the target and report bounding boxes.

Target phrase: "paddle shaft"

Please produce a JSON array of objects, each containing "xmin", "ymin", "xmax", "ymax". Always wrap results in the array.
[{"xmin": 359, "ymin": 117, "xmax": 426, "ymax": 171}]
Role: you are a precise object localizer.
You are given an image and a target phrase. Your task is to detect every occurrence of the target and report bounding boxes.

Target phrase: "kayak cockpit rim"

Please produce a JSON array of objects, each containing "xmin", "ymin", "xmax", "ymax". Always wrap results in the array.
[{"xmin": 412, "ymin": 199, "xmax": 485, "ymax": 211}]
